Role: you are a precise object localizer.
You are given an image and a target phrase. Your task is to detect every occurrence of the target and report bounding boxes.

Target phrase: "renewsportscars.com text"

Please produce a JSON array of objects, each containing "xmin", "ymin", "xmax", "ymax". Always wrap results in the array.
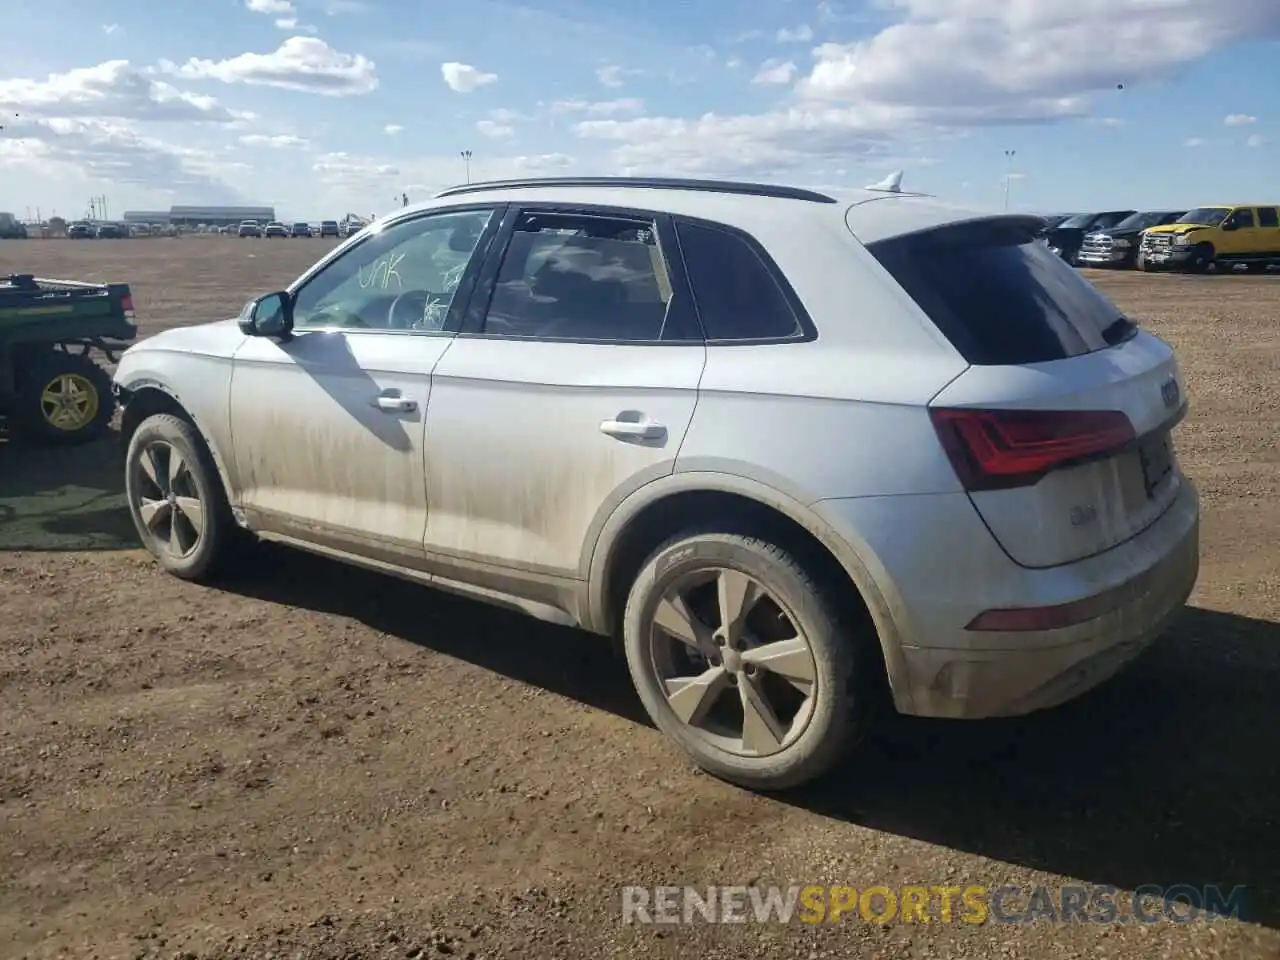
[{"xmin": 621, "ymin": 884, "xmax": 1248, "ymax": 926}]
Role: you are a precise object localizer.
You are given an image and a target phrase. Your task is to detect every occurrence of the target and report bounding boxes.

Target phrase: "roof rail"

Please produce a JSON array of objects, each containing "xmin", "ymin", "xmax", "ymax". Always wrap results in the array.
[{"xmin": 433, "ymin": 176, "xmax": 838, "ymax": 204}]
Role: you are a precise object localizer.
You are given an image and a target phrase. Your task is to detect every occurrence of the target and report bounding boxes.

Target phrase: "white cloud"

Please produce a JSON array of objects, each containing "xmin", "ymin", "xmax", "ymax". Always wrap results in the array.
[
  {"xmin": 573, "ymin": 107, "xmax": 901, "ymax": 177},
  {"xmin": 239, "ymin": 133, "xmax": 309, "ymax": 147},
  {"xmin": 569, "ymin": 0, "xmax": 1280, "ymax": 179},
  {"xmin": 165, "ymin": 38, "xmax": 377, "ymax": 96},
  {"xmin": 596, "ymin": 64, "xmax": 624, "ymax": 87},
  {"xmin": 476, "ymin": 119, "xmax": 513, "ymax": 138},
  {"xmin": 1224, "ymin": 113, "xmax": 1257, "ymax": 125},
  {"xmin": 488, "ymin": 107, "xmax": 528, "ymax": 123},
  {"xmin": 246, "ymin": 0, "xmax": 294, "ymax": 13},
  {"xmin": 753, "ymin": 59, "xmax": 798, "ymax": 85},
  {"xmin": 777, "ymin": 25, "xmax": 814, "ymax": 42},
  {"xmin": 0, "ymin": 60, "xmax": 240, "ymax": 123},
  {"xmin": 383, "ymin": 123, "xmax": 403, "ymax": 135},
  {"xmin": 2, "ymin": 117, "xmax": 247, "ymax": 203},
  {"xmin": 513, "ymin": 153, "xmax": 574, "ymax": 171},
  {"xmin": 1184, "ymin": 137, "xmax": 1204, "ymax": 147},
  {"xmin": 1246, "ymin": 133, "xmax": 1266, "ymax": 147},
  {"xmin": 796, "ymin": 0, "xmax": 1280, "ymax": 126},
  {"xmin": 102, "ymin": 23, "xmax": 120, "ymax": 35},
  {"xmin": 549, "ymin": 97, "xmax": 644, "ymax": 116},
  {"xmin": 441, "ymin": 62, "xmax": 497, "ymax": 93}
]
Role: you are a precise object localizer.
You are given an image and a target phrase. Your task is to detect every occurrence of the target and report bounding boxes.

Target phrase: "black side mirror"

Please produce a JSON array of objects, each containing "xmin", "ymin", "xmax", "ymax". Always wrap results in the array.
[
  {"xmin": 238, "ymin": 291, "xmax": 294, "ymax": 339},
  {"xmin": 1221, "ymin": 220, "xmax": 1237, "ymax": 232}
]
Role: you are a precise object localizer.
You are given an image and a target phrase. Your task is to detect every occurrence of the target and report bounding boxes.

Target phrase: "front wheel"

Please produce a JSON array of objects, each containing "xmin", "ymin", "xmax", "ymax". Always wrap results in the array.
[
  {"xmin": 1184, "ymin": 243, "xmax": 1215, "ymax": 273},
  {"xmin": 622, "ymin": 530, "xmax": 873, "ymax": 791},
  {"xmin": 124, "ymin": 413, "xmax": 237, "ymax": 581}
]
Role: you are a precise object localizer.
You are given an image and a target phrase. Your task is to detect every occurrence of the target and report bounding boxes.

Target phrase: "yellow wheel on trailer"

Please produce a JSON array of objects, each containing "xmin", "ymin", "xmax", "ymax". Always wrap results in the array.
[
  {"xmin": 12, "ymin": 351, "xmax": 115, "ymax": 444},
  {"xmin": 40, "ymin": 372, "xmax": 101, "ymax": 432}
]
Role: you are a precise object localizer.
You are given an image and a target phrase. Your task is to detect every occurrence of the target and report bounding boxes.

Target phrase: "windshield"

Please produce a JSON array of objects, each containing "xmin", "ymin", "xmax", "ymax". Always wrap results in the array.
[
  {"xmin": 1113, "ymin": 211, "xmax": 1178, "ymax": 231},
  {"xmin": 1058, "ymin": 213, "xmax": 1098, "ymax": 229},
  {"xmin": 1177, "ymin": 207, "xmax": 1229, "ymax": 226}
]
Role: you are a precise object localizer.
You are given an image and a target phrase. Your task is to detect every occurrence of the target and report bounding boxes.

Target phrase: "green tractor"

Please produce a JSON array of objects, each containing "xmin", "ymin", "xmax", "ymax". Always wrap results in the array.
[{"xmin": 0, "ymin": 274, "xmax": 137, "ymax": 444}]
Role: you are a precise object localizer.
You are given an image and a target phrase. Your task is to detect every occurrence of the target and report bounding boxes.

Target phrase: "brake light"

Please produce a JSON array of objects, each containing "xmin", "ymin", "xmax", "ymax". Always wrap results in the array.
[
  {"xmin": 930, "ymin": 407, "xmax": 1135, "ymax": 491},
  {"xmin": 121, "ymin": 294, "xmax": 135, "ymax": 317}
]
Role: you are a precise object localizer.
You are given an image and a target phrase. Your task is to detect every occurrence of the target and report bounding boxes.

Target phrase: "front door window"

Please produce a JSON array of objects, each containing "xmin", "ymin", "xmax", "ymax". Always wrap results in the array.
[{"xmin": 291, "ymin": 208, "xmax": 496, "ymax": 332}]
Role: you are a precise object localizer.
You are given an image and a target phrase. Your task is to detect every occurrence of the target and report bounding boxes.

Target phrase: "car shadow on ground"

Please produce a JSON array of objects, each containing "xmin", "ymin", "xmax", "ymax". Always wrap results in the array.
[
  {"xmin": 0, "ymin": 430, "xmax": 138, "ymax": 551},
  {"xmin": 221, "ymin": 542, "xmax": 1279, "ymax": 929}
]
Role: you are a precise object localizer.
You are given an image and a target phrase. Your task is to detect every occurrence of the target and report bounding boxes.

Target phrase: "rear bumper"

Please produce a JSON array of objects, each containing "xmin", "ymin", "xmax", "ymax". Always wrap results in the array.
[{"xmin": 815, "ymin": 478, "xmax": 1199, "ymax": 719}]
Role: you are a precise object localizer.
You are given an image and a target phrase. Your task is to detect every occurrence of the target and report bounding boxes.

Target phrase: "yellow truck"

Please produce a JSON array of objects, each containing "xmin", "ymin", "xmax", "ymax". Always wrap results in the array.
[{"xmin": 1139, "ymin": 204, "xmax": 1280, "ymax": 272}]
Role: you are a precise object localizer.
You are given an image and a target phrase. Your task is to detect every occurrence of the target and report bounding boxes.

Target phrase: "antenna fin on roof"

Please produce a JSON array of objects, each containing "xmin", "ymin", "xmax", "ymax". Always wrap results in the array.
[{"xmin": 865, "ymin": 170, "xmax": 904, "ymax": 193}]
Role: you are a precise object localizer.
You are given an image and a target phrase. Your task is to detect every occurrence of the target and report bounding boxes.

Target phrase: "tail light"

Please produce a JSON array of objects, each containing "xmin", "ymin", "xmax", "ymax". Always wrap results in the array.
[
  {"xmin": 121, "ymin": 294, "xmax": 135, "ymax": 318},
  {"xmin": 930, "ymin": 407, "xmax": 1135, "ymax": 492}
]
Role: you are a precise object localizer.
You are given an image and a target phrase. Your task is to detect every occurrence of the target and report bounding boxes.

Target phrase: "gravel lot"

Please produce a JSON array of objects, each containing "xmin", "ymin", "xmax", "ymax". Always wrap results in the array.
[{"xmin": 1, "ymin": 237, "xmax": 1278, "ymax": 959}]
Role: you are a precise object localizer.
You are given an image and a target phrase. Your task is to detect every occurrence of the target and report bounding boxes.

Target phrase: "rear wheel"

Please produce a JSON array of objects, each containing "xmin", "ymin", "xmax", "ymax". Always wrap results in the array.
[
  {"xmin": 622, "ymin": 530, "xmax": 873, "ymax": 791},
  {"xmin": 11, "ymin": 350, "xmax": 115, "ymax": 445}
]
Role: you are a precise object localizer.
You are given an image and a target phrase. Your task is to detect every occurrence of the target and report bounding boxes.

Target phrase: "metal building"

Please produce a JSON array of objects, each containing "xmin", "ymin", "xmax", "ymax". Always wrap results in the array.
[
  {"xmin": 166, "ymin": 205, "xmax": 276, "ymax": 227},
  {"xmin": 122, "ymin": 210, "xmax": 172, "ymax": 225}
]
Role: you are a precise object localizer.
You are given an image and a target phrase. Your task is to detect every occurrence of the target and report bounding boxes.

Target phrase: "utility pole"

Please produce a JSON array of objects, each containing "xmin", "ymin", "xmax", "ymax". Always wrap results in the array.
[
  {"xmin": 460, "ymin": 149, "xmax": 472, "ymax": 184},
  {"xmin": 1002, "ymin": 149, "xmax": 1016, "ymax": 211}
]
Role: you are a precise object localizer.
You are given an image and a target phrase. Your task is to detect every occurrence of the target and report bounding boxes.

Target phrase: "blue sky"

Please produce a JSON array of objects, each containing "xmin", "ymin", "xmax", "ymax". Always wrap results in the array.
[{"xmin": 0, "ymin": 0, "xmax": 1276, "ymax": 221}]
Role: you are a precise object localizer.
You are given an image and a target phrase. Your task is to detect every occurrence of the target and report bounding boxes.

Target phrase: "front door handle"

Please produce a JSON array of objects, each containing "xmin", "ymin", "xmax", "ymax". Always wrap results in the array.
[
  {"xmin": 600, "ymin": 416, "xmax": 666, "ymax": 441},
  {"xmin": 373, "ymin": 393, "xmax": 417, "ymax": 413}
]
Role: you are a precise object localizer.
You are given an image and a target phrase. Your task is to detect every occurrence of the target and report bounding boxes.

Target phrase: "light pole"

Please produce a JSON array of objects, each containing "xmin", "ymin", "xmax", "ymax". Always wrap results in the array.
[
  {"xmin": 1002, "ymin": 149, "xmax": 1016, "ymax": 211},
  {"xmin": 460, "ymin": 149, "xmax": 472, "ymax": 184}
]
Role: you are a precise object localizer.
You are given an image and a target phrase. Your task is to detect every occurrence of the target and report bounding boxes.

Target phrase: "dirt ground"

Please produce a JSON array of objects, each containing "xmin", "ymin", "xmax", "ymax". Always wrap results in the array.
[{"xmin": 1, "ymin": 237, "xmax": 1278, "ymax": 960}]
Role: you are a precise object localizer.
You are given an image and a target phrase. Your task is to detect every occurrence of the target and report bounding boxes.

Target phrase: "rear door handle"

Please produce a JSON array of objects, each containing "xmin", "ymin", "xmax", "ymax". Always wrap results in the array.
[
  {"xmin": 373, "ymin": 392, "xmax": 417, "ymax": 413},
  {"xmin": 600, "ymin": 416, "xmax": 666, "ymax": 441}
]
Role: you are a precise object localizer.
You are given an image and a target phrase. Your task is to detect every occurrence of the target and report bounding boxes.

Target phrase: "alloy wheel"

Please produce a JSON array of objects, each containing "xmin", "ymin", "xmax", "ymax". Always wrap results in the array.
[
  {"xmin": 133, "ymin": 441, "xmax": 205, "ymax": 558},
  {"xmin": 647, "ymin": 567, "xmax": 819, "ymax": 758}
]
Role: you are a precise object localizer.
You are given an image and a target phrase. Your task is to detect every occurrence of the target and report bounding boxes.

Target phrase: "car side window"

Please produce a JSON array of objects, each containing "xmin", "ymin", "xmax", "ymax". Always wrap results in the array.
[
  {"xmin": 1258, "ymin": 207, "xmax": 1279, "ymax": 228},
  {"xmin": 479, "ymin": 211, "xmax": 674, "ymax": 342},
  {"xmin": 291, "ymin": 208, "xmax": 495, "ymax": 332},
  {"xmin": 674, "ymin": 219, "xmax": 802, "ymax": 341},
  {"xmin": 1229, "ymin": 208, "xmax": 1256, "ymax": 229}
]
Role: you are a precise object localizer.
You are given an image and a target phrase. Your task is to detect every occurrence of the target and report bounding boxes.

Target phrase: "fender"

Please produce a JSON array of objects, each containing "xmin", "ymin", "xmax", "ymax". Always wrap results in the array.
[
  {"xmin": 115, "ymin": 375, "xmax": 241, "ymax": 516},
  {"xmin": 583, "ymin": 470, "xmax": 918, "ymax": 712}
]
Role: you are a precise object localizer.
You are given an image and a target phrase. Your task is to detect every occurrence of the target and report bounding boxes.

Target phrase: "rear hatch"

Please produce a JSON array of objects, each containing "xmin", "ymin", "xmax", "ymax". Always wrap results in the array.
[{"xmin": 860, "ymin": 213, "xmax": 1187, "ymax": 569}]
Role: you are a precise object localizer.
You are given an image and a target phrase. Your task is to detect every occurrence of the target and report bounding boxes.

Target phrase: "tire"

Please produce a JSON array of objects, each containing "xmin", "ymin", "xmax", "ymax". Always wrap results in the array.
[
  {"xmin": 1184, "ymin": 243, "xmax": 1214, "ymax": 273},
  {"xmin": 11, "ymin": 350, "xmax": 115, "ymax": 445},
  {"xmin": 1134, "ymin": 251, "xmax": 1146, "ymax": 272},
  {"xmin": 622, "ymin": 530, "xmax": 873, "ymax": 791},
  {"xmin": 124, "ymin": 413, "xmax": 237, "ymax": 581}
]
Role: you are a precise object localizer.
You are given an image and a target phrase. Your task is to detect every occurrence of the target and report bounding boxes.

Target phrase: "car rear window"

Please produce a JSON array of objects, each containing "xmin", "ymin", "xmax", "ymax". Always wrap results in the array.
[{"xmin": 865, "ymin": 218, "xmax": 1135, "ymax": 366}]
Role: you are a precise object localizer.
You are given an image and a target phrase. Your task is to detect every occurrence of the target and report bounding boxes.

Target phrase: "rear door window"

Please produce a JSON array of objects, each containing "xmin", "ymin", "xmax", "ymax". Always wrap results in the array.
[
  {"xmin": 866, "ymin": 219, "xmax": 1133, "ymax": 366},
  {"xmin": 1256, "ymin": 207, "xmax": 1278, "ymax": 228}
]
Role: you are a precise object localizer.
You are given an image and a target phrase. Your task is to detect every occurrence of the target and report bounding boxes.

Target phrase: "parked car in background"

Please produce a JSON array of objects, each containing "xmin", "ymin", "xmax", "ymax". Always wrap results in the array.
[
  {"xmin": 1140, "ymin": 204, "xmax": 1280, "ymax": 273},
  {"xmin": 1077, "ymin": 210, "xmax": 1186, "ymax": 269},
  {"xmin": 1039, "ymin": 214, "xmax": 1077, "ymax": 232},
  {"xmin": 112, "ymin": 175, "xmax": 1199, "ymax": 792},
  {"xmin": 67, "ymin": 222, "xmax": 95, "ymax": 239},
  {"xmin": 96, "ymin": 222, "xmax": 126, "ymax": 239},
  {"xmin": 238, "ymin": 220, "xmax": 262, "ymax": 238},
  {"xmin": 1045, "ymin": 210, "xmax": 1136, "ymax": 265},
  {"xmin": 265, "ymin": 222, "xmax": 288, "ymax": 238},
  {"xmin": 291, "ymin": 221, "xmax": 311, "ymax": 238},
  {"xmin": 319, "ymin": 220, "xmax": 340, "ymax": 238}
]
